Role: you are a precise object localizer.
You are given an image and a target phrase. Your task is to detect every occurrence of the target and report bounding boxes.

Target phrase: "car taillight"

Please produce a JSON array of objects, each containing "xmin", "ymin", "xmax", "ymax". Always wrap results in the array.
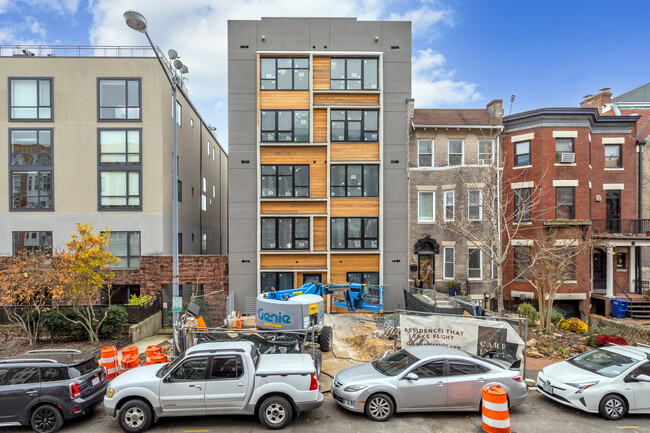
[
  {"xmin": 309, "ymin": 374, "xmax": 318, "ymax": 391},
  {"xmin": 70, "ymin": 382, "xmax": 81, "ymax": 398},
  {"xmin": 513, "ymin": 376, "xmax": 522, "ymax": 382}
]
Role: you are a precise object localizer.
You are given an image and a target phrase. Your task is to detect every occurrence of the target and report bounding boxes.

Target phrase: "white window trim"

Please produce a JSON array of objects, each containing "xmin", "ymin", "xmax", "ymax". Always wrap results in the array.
[
  {"xmin": 468, "ymin": 189, "xmax": 482, "ymax": 221},
  {"xmin": 418, "ymin": 191, "xmax": 435, "ymax": 222},
  {"xmin": 443, "ymin": 246, "xmax": 455, "ymax": 279},
  {"xmin": 478, "ymin": 139, "xmax": 494, "ymax": 164},
  {"xmin": 468, "ymin": 247, "xmax": 482, "ymax": 280},
  {"xmin": 443, "ymin": 190, "xmax": 454, "ymax": 222},
  {"xmin": 448, "ymin": 139, "xmax": 465, "ymax": 166},
  {"xmin": 418, "ymin": 139, "xmax": 434, "ymax": 168}
]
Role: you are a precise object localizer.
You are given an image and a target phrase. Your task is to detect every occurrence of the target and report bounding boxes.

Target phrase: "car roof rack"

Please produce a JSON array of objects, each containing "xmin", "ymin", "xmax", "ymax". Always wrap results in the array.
[
  {"xmin": 632, "ymin": 343, "xmax": 650, "ymax": 349},
  {"xmin": 0, "ymin": 358, "xmax": 58, "ymax": 364},
  {"xmin": 189, "ymin": 348, "xmax": 246, "ymax": 355},
  {"xmin": 25, "ymin": 349, "xmax": 81, "ymax": 354}
]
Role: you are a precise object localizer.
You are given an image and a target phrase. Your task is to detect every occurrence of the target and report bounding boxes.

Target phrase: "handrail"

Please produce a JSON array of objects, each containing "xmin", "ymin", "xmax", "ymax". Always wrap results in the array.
[{"xmin": 0, "ymin": 44, "xmax": 159, "ymax": 58}]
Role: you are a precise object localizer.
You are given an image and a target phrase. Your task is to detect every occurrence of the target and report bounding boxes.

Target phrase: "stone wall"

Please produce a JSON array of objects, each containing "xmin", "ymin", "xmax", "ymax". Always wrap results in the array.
[{"xmin": 589, "ymin": 315, "xmax": 650, "ymax": 345}]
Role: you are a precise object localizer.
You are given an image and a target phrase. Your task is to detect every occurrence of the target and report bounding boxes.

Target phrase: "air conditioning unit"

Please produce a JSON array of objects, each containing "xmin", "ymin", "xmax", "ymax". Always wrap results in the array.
[{"xmin": 561, "ymin": 152, "xmax": 575, "ymax": 163}]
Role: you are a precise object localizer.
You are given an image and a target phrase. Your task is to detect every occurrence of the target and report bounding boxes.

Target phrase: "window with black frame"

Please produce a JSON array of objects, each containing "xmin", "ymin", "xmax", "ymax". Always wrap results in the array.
[
  {"xmin": 261, "ymin": 165, "xmax": 309, "ymax": 197},
  {"xmin": 261, "ymin": 272, "xmax": 293, "ymax": 292},
  {"xmin": 330, "ymin": 165, "xmax": 378, "ymax": 197},
  {"xmin": 331, "ymin": 217, "xmax": 378, "ymax": 249},
  {"xmin": 260, "ymin": 57, "xmax": 309, "ymax": 90},
  {"xmin": 261, "ymin": 217, "xmax": 309, "ymax": 250},
  {"xmin": 261, "ymin": 110, "xmax": 309, "ymax": 142},
  {"xmin": 105, "ymin": 231, "xmax": 141, "ymax": 268},
  {"xmin": 98, "ymin": 79, "xmax": 141, "ymax": 120},
  {"xmin": 98, "ymin": 129, "xmax": 141, "ymax": 209},
  {"xmin": 10, "ymin": 129, "xmax": 53, "ymax": 210},
  {"xmin": 330, "ymin": 58, "xmax": 378, "ymax": 90},
  {"xmin": 9, "ymin": 78, "xmax": 53, "ymax": 120},
  {"xmin": 513, "ymin": 188, "xmax": 531, "ymax": 222},
  {"xmin": 555, "ymin": 187, "xmax": 575, "ymax": 219},
  {"xmin": 347, "ymin": 272, "xmax": 379, "ymax": 285},
  {"xmin": 12, "ymin": 231, "xmax": 52, "ymax": 255},
  {"xmin": 330, "ymin": 110, "xmax": 378, "ymax": 142}
]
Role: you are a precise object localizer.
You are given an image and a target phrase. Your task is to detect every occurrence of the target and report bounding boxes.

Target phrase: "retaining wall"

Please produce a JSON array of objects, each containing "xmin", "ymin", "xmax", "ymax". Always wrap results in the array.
[{"xmin": 589, "ymin": 315, "xmax": 650, "ymax": 345}]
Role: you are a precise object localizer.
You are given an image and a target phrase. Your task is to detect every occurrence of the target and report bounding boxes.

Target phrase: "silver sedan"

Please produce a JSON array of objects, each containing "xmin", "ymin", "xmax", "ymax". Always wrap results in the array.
[{"xmin": 332, "ymin": 346, "xmax": 527, "ymax": 421}]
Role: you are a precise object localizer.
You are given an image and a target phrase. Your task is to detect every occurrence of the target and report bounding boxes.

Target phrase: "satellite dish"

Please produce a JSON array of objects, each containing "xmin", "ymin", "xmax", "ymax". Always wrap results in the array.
[
  {"xmin": 173, "ymin": 59, "xmax": 183, "ymax": 70},
  {"xmin": 168, "ymin": 49, "xmax": 178, "ymax": 60},
  {"xmin": 180, "ymin": 65, "xmax": 189, "ymax": 74}
]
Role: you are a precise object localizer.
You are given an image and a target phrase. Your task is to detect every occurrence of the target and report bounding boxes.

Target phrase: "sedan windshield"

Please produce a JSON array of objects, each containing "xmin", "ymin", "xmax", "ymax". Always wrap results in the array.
[
  {"xmin": 372, "ymin": 349, "xmax": 419, "ymax": 376},
  {"xmin": 567, "ymin": 349, "xmax": 637, "ymax": 378}
]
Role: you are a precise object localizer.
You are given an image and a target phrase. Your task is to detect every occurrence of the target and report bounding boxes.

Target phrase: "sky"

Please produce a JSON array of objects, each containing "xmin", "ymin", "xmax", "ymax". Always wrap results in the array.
[{"xmin": 1, "ymin": 0, "xmax": 649, "ymax": 150}]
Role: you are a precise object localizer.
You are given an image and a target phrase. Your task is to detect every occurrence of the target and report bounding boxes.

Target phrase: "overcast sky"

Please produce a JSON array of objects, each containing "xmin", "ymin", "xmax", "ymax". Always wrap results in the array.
[{"xmin": 2, "ymin": 0, "xmax": 649, "ymax": 150}]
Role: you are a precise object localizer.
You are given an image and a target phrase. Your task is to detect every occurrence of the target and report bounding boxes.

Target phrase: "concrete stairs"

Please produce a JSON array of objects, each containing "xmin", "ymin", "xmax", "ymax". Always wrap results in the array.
[{"xmin": 628, "ymin": 300, "xmax": 650, "ymax": 319}]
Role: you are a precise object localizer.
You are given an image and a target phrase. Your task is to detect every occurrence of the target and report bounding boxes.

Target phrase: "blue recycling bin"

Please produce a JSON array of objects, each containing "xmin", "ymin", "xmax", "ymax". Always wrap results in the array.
[
  {"xmin": 449, "ymin": 287, "xmax": 457, "ymax": 296},
  {"xmin": 611, "ymin": 299, "xmax": 629, "ymax": 318}
]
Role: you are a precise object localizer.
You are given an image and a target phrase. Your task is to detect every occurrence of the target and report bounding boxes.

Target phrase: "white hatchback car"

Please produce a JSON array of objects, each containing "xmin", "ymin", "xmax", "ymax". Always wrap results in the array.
[{"xmin": 537, "ymin": 344, "xmax": 650, "ymax": 420}]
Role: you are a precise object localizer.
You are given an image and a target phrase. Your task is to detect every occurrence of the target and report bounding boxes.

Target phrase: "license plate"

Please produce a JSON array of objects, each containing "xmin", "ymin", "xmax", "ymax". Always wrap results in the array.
[
  {"xmin": 542, "ymin": 383, "xmax": 553, "ymax": 395},
  {"xmin": 91, "ymin": 376, "xmax": 99, "ymax": 387}
]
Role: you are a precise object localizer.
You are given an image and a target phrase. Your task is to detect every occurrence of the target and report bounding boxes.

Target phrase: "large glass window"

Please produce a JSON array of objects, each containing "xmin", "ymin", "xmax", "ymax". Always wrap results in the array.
[
  {"xmin": 260, "ymin": 57, "xmax": 309, "ymax": 90},
  {"xmin": 443, "ymin": 247, "xmax": 455, "ymax": 279},
  {"xmin": 261, "ymin": 218, "xmax": 309, "ymax": 250},
  {"xmin": 106, "ymin": 231, "xmax": 141, "ymax": 268},
  {"xmin": 514, "ymin": 188, "xmax": 531, "ymax": 223},
  {"xmin": 330, "ymin": 58, "xmax": 378, "ymax": 90},
  {"xmin": 605, "ymin": 144, "xmax": 622, "ymax": 168},
  {"xmin": 514, "ymin": 246, "xmax": 531, "ymax": 280},
  {"xmin": 418, "ymin": 191, "xmax": 435, "ymax": 222},
  {"xmin": 99, "ymin": 129, "xmax": 141, "ymax": 209},
  {"xmin": 10, "ymin": 129, "xmax": 53, "ymax": 210},
  {"xmin": 261, "ymin": 272, "xmax": 293, "ymax": 292},
  {"xmin": 468, "ymin": 248, "xmax": 482, "ymax": 279},
  {"xmin": 12, "ymin": 231, "xmax": 52, "ymax": 255},
  {"xmin": 331, "ymin": 217, "xmax": 378, "ymax": 249},
  {"xmin": 210, "ymin": 356, "xmax": 243, "ymax": 380},
  {"xmin": 478, "ymin": 140, "xmax": 493, "ymax": 164},
  {"xmin": 330, "ymin": 165, "xmax": 378, "ymax": 197},
  {"xmin": 560, "ymin": 246, "xmax": 576, "ymax": 281},
  {"xmin": 514, "ymin": 140, "xmax": 531, "ymax": 167},
  {"xmin": 261, "ymin": 110, "xmax": 309, "ymax": 142},
  {"xmin": 347, "ymin": 272, "xmax": 379, "ymax": 285},
  {"xmin": 330, "ymin": 110, "xmax": 378, "ymax": 142},
  {"xmin": 98, "ymin": 79, "xmax": 141, "ymax": 120},
  {"xmin": 262, "ymin": 165, "xmax": 309, "ymax": 197},
  {"xmin": 555, "ymin": 138, "xmax": 574, "ymax": 163},
  {"xmin": 556, "ymin": 187, "xmax": 575, "ymax": 219},
  {"xmin": 9, "ymin": 78, "xmax": 52, "ymax": 120},
  {"xmin": 444, "ymin": 190, "xmax": 454, "ymax": 221},
  {"xmin": 468, "ymin": 189, "xmax": 482, "ymax": 221},
  {"xmin": 418, "ymin": 139, "xmax": 433, "ymax": 167},
  {"xmin": 448, "ymin": 139, "xmax": 464, "ymax": 166}
]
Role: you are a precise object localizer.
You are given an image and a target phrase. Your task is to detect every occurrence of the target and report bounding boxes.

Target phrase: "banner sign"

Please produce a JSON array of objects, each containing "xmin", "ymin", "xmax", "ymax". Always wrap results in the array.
[{"xmin": 400, "ymin": 314, "xmax": 525, "ymax": 361}]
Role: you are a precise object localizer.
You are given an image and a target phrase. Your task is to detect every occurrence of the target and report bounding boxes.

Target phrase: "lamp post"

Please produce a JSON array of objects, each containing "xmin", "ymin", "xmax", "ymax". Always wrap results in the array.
[{"xmin": 124, "ymin": 10, "xmax": 186, "ymax": 356}]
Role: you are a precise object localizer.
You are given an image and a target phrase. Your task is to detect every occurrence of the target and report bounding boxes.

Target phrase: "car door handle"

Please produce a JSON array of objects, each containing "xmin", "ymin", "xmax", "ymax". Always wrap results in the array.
[
  {"xmin": 26, "ymin": 390, "xmax": 38, "ymax": 395},
  {"xmin": 237, "ymin": 382, "xmax": 244, "ymax": 387},
  {"xmin": 477, "ymin": 377, "xmax": 486, "ymax": 382},
  {"xmin": 435, "ymin": 381, "xmax": 445, "ymax": 387},
  {"xmin": 189, "ymin": 384, "xmax": 202, "ymax": 390}
]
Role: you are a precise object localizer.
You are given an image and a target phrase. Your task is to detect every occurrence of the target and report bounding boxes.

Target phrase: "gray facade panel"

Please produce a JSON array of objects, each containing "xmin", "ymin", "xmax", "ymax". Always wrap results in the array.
[
  {"xmin": 309, "ymin": 20, "xmax": 331, "ymax": 49},
  {"xmin": 256, "ymin": 20, "xmax": 312, "ymax": 51},
  {"xmin": 227, "ymin": 21, "xmax": 258, "ymax": 52},
  {"xmin": 382, "ymin": 62, "xmax": 412, "ymax": 94},
  {"xmin": 228, "ymin": 60, "xmax": 257, "ymax": 94},
  {"xmin": 328, "ymin": 21, "xmax": 384, "ymax": 51}
]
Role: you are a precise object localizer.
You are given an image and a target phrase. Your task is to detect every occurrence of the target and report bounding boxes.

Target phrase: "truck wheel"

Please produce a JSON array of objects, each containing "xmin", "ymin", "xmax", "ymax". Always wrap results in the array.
[
  {"xmin": 31, "ymin": 404, "xmax": 63, "ymax": 433},
  {"xmin": 258, "ymin": 396, "xmax": 293, "ymax": 430},
  {"xmin": 365, "ymin": 393, "xmax": 394, "ymax": 422},
  {"xmin": 118, "ymin": 399, "xmax": 152, "ymax": 433},
  {"xmin": 319, "ymin": 326, "xmax": 333, "ymax": 352},
  {"xmin": 308, "ymin": 347, "xmax": 322, "ymax": 376}
]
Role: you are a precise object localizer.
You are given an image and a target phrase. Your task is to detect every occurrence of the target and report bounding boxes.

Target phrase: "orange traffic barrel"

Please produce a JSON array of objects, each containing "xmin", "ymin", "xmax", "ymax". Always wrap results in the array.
[
  {"xmin": 146, "ymin": 345, "xmax": 161, "ymax": 365},
  {"xmin": 122, "ymin": 345, "xmax": 138, "ymax": 357},
  {"xmin": 150, "ymin": 353, "xmax": 168, "ymax": 364},
  {"xmin": 120, "ymin": 354, "xmax": 140, "ymax": 372},
  {"xmin": 100, "ymin": 346, "xmax": 119, "ymax": 380},
  {"xmin": 481, "ymin": 385, "xmax": 510, "ymax": 433}
]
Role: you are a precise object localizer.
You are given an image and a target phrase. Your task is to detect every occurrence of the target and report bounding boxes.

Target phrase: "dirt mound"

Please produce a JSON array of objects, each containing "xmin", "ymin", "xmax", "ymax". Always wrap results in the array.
[{"xmin": 346, "ymin": 334, "xmax": 392, "ymax": 362}]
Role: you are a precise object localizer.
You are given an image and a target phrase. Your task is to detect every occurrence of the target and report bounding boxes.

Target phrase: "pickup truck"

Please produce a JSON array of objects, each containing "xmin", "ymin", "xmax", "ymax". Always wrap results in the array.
[{"xmin": 104, "ymin": 341, "xmax": 323, "ymax": 432}]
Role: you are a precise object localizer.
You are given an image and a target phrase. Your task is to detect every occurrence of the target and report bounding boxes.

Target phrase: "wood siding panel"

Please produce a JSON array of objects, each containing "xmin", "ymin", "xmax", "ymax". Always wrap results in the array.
[
  {"xmin": 313, "ymin": 56, "xmax": 330, "ymax": 90},
  {"xmin": 260, "ymin": 91, "xmax": 310, "ymax": 109},
  {"xmin": 313, "ymin": 109, "xmax": 327, "ymax": 143},
  {"xmin": 330, "ymin": 142, "xmax": 380, "ymax": 161},
  {"xmin": 313, "ymin": 93, "xmax": 380, "ymax": 106},
  {"xmin": 260, "ymin": 147, "xmax": 328, "ymax": 198},
  {"xmin": 296, "ymin": 272, "xmax": 327, "ymax": 286},
  {"xmin": 330, "ymin": 254, "xmax": 380, "ymax": 284},
  {"xmin": 313, "ymin": 217, "xmax": 327, "ymax": 251},
  {"xmin": 330, "ymin": 198, "xmax": 380, "ymax": 217},
  {"xmin": 260, "ymin": 201, "xmax": 327, "ymax": 215},
  {"xmin": 260, "ymin": 254, "xmax": 327, "ymax": 270}
]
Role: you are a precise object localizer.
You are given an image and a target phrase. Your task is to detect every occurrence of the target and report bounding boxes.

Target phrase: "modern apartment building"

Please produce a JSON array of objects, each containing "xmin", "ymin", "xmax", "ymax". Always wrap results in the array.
[
  {"xmin": 228, "ymin": 18, "xmax": 411, "ymax": 311},
  {"xmin": 0, "ymin": 46, "xmax": 228, "ymax": 316},
  {"xmin": 502, "ymin": 107, "xmax": 642, "ymax": 318},
  {"xmin": 407, "ymin": 100, "xmax": 503, "ymax": 300}
]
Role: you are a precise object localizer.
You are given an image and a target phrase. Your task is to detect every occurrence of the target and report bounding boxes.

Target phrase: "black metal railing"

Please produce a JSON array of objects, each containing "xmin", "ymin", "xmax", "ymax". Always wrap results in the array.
[
  {"xmin": 592, "ymin": 219, "xmax": 650, "ymax": 235},
  {"xmin": 633, "ymin": 279, "xmax": 650, "ymax": 295},
  {"xmin": 593, "ymin": 274, "xmax": 607, "ymax": 295},
  {"xmin": 500, "ymin": 297, "xmax": 539, "ymax": 314}
]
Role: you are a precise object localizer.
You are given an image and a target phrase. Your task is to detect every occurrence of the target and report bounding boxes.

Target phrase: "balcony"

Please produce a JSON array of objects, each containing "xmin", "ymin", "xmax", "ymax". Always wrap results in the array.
[{"xmin": 591, "ymin": 219, "xmax": 650, "ymax": 236}]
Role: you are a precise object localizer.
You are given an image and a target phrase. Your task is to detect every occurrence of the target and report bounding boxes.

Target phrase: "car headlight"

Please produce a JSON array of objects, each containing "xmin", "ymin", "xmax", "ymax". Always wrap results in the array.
[
  {"xmin": 344, "ymin": 385, "xmax": 367, "ymax": 392},
  {"xmin": 566, "ymin": 381, "xmax": 599, "ymax": 393},
  {"xmin": 106, "ymin": 388, "xmax": 114, "ymax": 398}
]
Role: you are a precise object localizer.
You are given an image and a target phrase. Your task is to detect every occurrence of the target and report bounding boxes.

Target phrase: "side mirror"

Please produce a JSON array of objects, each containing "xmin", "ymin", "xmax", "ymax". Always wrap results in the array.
[
  {"xmin": 636, "ymin": 374, "xmax": 650, "ymax": 383},
  {"xmin": 405, "ymin": 373, "xmax": 419, "ymax": 381}
]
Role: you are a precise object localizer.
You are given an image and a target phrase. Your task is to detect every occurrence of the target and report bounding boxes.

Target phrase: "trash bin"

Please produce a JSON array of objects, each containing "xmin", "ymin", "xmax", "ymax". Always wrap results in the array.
[
  {"xmin": 475, "ymin": 305, "xmax": 485, "ymax": 316},
  {"xmin": 449, "ymin": 287, "xmax": 457, "ymax": 296},
  {"xmin": 611, "ymin": 299, "xmax": 629, "ymax": 318}
]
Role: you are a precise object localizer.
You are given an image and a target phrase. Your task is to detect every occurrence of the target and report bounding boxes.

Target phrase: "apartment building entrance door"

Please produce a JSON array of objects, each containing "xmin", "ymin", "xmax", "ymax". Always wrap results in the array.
[
  {"xmin": 606, "ymin": 190, "xmax": 621, "ymax": 233},
  {"xmin": 418, "ymin": 254, "xmax": 434, "ymax": 289}
]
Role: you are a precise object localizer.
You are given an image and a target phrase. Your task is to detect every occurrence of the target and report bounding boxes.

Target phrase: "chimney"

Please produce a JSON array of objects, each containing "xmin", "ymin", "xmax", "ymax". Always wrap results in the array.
[
  {"xmin": 486, "ymin": 99, "xmax": 503, "ymax": 119},
  {"xmin": 580, "ymin": 88, "xmax": 612, "ymax": 114}
]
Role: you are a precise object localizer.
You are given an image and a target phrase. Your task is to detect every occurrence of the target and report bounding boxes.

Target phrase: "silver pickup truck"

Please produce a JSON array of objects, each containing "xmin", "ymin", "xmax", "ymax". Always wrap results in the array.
[{"xmin": 104, "ymin": 341, "xmax": 323, "ymax": 432}]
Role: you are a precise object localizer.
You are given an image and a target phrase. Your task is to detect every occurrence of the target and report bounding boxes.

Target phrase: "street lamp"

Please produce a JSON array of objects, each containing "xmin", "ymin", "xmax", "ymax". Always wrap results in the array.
[{"xmin": 124, "ymin": 10, "xmax": 185, "ymax": 356}]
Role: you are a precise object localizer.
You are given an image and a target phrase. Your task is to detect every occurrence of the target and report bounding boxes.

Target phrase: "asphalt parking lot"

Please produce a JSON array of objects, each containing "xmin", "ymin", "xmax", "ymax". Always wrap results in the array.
[{"xmin": 4, "ymin": 390, "xmax": 650, "ymax": 433}]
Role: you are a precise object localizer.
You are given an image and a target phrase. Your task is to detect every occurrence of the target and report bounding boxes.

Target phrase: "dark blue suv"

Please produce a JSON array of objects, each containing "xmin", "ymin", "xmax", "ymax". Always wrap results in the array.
[{"xmin": 0, "ymin": 349, "xmax": 107, "ymax": 432}]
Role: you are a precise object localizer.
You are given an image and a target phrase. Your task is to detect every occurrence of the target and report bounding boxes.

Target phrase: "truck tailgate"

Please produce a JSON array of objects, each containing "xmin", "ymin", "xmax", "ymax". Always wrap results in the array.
[{"xmin": 256, "ymin": 354, "xmax": 315, "ymax": 375}]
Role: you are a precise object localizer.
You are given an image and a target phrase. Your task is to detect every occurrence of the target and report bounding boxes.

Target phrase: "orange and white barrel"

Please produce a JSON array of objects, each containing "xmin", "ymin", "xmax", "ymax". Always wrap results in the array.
[
  {"xmin": 146, "ymin": 345, "xmax": 162, "ymax": 365},
  {"xmin": 120, "ymin": 346, "xmax": 139, "ymax": 372},
  {"xmin": 100, "ymin": 346, "xmax": 119, "ymax": 379},
  {"xmin": 150, "ymin": 353, "xmax": 168, "ymax": 364},
  {"xmin": 481, "ymin": 385, "xmax": 511, "ymax": 433}
]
